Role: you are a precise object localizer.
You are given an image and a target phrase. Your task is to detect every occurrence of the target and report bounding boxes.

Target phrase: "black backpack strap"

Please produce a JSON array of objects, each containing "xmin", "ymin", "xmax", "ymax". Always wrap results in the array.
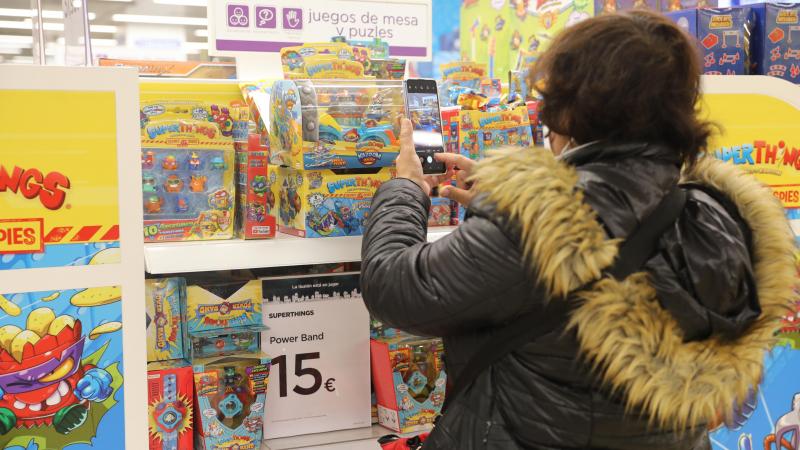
[{"xmin": 442, "ymin": 185, "xmax": 687, "ymax": 412}]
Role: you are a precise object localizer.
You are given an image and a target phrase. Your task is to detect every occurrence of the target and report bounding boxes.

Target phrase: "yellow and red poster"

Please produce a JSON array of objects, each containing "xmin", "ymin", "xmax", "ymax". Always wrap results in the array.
[{"xmin": 0, "ymin": 90, "xmax": 120, "ymax": 269}]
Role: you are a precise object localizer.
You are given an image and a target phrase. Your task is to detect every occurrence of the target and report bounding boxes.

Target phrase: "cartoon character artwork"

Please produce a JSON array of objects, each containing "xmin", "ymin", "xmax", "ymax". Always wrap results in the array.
[
  {"xmin": 279, "ymin": 177, "xmax": 301, "ymax": 226},
  {"xmin": 189, "ymin": 175, "xmax": 207, "ymax": 193},
  {"xmin": 763, "ymin": 393, "xmax": 800, "ymax": 450},
  {"xmin": 250, "ymin": 176, "xmax": 268, "ymax": 198},
  {"xmin": 0, "ymin": 284, "xmax": 124, "ymax": 450},
  {"xmin": 208, "ymin": 190, "xmax": 231, "ymax": 209},
  {"xmin": 209, "ymin": 105, "xmax": 233, "ymax": 137}
]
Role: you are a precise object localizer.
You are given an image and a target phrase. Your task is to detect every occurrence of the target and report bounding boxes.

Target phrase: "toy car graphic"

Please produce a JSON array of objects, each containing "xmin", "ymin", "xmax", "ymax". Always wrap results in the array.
[{"xmin": 317, "ymin": 113, "xmax": 397, "ymax": 147}]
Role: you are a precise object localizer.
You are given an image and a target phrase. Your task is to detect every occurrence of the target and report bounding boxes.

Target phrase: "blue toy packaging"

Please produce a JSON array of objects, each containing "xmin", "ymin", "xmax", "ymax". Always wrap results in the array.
[
  {"xmin": 192, "ymin": 354, "xmax": 270, "ymax": 450},
  {"xmin": 660, "ymin": 0, "xmax": 718, "ymax": 12},
  {"xmin": 697, "ymin": 7, "xmax": 757, "ymax": 75},
  {"xmin": 666, "ymin": 9, "xmax": 698, "ymax": 37},
  {"xmin": 145, "ymin": 277, "xmax": 186, "ymax": 363},
  {"xmin": 147, "ymin": 360, "xmax": 193, "ymax": 450},
  {"xmin": 757, "ymin": 3, "xmax": 800, "ymax": 83},
  {"xmin": 268, "ymin": 78, "xmax": 404, "ymax": 170},
  {"xmin": 268, "ymin": 165, "xmax": 394, "ymax": 238},
  {"xmin": 370, "ymin": 335, "xmax": 446, "ymax": 433}
]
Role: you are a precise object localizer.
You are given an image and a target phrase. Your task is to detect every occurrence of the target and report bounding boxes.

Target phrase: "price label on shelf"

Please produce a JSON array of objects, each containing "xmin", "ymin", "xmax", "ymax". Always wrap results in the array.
[{"xmin": 261, "ymin": 272, "xmax": 371, "ymax": 439}]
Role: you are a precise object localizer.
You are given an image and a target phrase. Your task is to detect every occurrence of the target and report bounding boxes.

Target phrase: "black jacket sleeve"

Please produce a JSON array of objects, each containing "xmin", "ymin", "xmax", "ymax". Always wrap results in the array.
[{"xmin": 360, "ymin": 178, "xmax": 536, "ymax": 337}]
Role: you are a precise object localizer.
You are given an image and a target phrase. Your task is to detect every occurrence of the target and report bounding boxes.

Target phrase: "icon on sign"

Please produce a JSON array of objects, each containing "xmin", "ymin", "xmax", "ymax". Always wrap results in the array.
[
  {"xmin": 256, "ymin": 6, "xmax": 276, "ymax": 29},
  {"xmin": 227, "ymin": 4, "xmax": 249, "ymax": 28},
  {"xmin": 283, "ymin": 7, "xmax": 302, "ymax": 30}
]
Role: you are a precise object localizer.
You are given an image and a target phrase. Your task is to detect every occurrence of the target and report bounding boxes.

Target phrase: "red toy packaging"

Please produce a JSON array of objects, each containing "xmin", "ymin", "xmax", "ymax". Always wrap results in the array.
[
  {"xmin": 440, "ymin": 106, "xmax": 461, "ymax": 154},
  {"xmin": 236, "ymin": 134, "xmax": 277, "ymax": 239},
  {"xmin": 147, "ymin": 360, "xmax": 194, "ymax": 450}
]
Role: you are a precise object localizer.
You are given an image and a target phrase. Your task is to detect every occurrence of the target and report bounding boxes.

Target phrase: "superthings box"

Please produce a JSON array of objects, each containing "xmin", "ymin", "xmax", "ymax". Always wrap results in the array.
[
  {"xmin": 236, "ymin": 135, "xmax": 276, "ymax": 239},
  {"xmin": 371, "ymin": 335, "xmax": 446, "ymax": 434},
  {"xmin": 269, "ymin": 165, "xmax": 394, "ymax": 238},
  {"xmin": 757, "ymin": 3, "xmax": 800, "ymax": 83},
  {"xmin": 145, "ymin": 277, "xmax": 186, "ymax": 362},
  {"xmin": 185, "ymin": 279, "xmax": 263, "ymax": 335},
  {"xmin": 594, "ymin": 0, "xmax": 657, "ymax": 15},
  {"xmin": 666, "ymin": 9, "xmax": 699, "ymax": 37},
  {"xmin": 458, "ymin": 105, "xmax": 533, "ymax": 160},
  {"xmin": 140, "ymin": 81, "xmax": 243, "ymax": 242},
  {"xmin": 147, "ymin": 360, "xmax": 194, "ymax": 450}
]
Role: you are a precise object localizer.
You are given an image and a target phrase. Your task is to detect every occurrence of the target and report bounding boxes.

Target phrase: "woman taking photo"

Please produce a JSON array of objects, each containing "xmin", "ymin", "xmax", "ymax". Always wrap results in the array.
[{"xmin": 360, "ymin": 10, "xmax": 796, "ymax": 450}]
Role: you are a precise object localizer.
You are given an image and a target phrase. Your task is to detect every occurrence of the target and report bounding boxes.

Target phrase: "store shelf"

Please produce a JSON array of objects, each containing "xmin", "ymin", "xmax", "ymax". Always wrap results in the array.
[
  {"xmin": 144, "ymin": 227, "xmax": 456, "ymax": 274},
  {"xmin": 263, "ymin": 424, "xmax": 412, "ymax": 450}
]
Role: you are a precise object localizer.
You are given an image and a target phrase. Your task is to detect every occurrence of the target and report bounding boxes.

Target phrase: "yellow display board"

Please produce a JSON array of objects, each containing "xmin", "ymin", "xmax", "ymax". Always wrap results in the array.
[{"xmin": 0, "ymin": 90, "xmax": 120, "ymax": 264}]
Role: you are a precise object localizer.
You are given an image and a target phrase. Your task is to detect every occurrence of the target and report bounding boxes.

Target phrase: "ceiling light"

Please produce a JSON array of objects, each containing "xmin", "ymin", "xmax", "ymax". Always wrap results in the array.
[
  {"xmin": 90, "ymin": 38, "xmax": 118, "ymax": 46},
  {"xmin": 112, "ymin": 14, "xmax": 207, "ymax": 26},
  {"xmin": 0, "ymin": 9, "xmax": 95, "ymax": 20},
  {"xmin": 153, "ymin": 0, "xmax": 207, "ymax": 6},
  {"xmin": 194, "ymin": 29, "xmax": 207, "ymax": 37},
  {"xmin": 184, "ymin": 41, "xmax": 208, "ymax": 50},
  {"xmin": 0, "ymin": 47, "xmax": 22, "ymax": 55}
]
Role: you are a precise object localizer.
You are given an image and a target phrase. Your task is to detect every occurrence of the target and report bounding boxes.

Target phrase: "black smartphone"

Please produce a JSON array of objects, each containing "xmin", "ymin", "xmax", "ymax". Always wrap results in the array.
[{"xmin": 403, "ymin": 79, "xmax": 446, "ymax": 175}]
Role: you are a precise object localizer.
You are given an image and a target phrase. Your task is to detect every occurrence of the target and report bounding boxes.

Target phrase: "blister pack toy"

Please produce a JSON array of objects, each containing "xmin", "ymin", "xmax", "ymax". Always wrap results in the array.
[
  {"xmin": 188, "ymin": 325, "xmax": 265, "ymax": 360},
  {"xmin": 139, "ymin": 82, "xmax": 241, "ymax": 242},
  {"xmin": 192, "ymin": 355, "xmax": 270, "ymax": 450},
  {"xmin": 269, "ymin": 79, "xmax": 404, "ymax": 169},
  {"xmin": 268, "ymin": 165, "xmax": 394, "ymax": 238},
  {"xmin": 428, "ymin": 196, "xmax": 452, "ymax": 227},
  {"xmin": 660, "ymin": 0, "xmax": 718, "ymax": 12},
  {"xmin": 371, "ymin": 336, "xmax": 446, "ymax": 434},
  {"xmin": 236, "ymin": 134, "xmax": 277, "ymax": 239},
  {"xmin": 145, "ymin": 277, "xmax": 186, "ymax": 362},
  {"xmin": 698, "ymin": 7, "xmax": 757, "ymax": 76},
  {"xmin": 281, "ymin": 42, "xmax": 406, "ymax": 81},
  {"xmin": 441, "ymin": 106, "xmax": 461, "ymax": 154},
  {"xmin": 458, "ymin": 105, "xmax": 533, "ymax": 160},
  {"xmin": 756, "ymin": 3, "xmax": 800, "ymax": 83},
  {"xmin": 147, "ymin": 360, "xmax": 193, "ymax": 450}
]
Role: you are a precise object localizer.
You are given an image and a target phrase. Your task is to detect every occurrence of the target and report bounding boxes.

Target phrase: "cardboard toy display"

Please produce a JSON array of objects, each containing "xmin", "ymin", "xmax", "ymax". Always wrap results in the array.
[
  {"xmin": 236, "ymin": 134, "xmax": 277, "ymax": 239},
  {"xmin": 458, "ymin": 105, "xmax": 534, "ymax": 160},
  {"xmin": 184, "ymin": 280, "xmax": 263, "ymax": 334},
  {"xmin": 145, "ymin": 278, "xmax": 186, "ymax": 362},
  {"xmin": 147, "ymin": 360, "xmax": 194, "ymax": 450},
  {"xmin": 371, "ymin": 336, "xmax": 446, "ymax": 434},
  {"xmin": 268, "ymin": 165, "xmax": 394, "ymax": 238}
]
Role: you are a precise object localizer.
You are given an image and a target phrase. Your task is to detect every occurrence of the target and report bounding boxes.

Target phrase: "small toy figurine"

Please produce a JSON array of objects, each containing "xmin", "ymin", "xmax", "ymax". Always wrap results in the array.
[
  {"xmin": 209, "ymin": 190, "xmax": 231, "ymax": 209},
  {"xmin": 143, "ymin": 174, "xmax": 157, "ymax": 192},
  {"xmin": 189, "ymin": 175, "xmax": 207, "ymax": 192},
  {"xmin": 163, "ymin": 155, "xmax": 178, "ymax": 171},
  {"xmin": 142, "ymin": 151, "xmax": 155, "ymax": 169},
  {"xmin": 176, "ymin": 197, "xmax": 190, "ymax": 213},
  {"xmin": 164, "ymin": 175, "xmax": 184, "ymax": 193},
  {"xmin": 251, "ymin": 176, "xmax": 268, "ymax": 198},
  {"xmin": 146, "ymin": 196, "xmax": 164, "ymax": 214},
  {"xmin": 189, "ymin": 152, "xmax": 201, "ymax": 170},
  {"xmin": 210, "ymin": 156, "xmax": 226, "ymax": 170}
]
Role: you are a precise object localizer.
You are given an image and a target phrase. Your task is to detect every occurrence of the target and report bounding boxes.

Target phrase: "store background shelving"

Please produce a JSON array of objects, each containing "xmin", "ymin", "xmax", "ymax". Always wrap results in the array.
[{"xmin": 144, "ymin": 227, "xmax": 456, "ymax": 273}]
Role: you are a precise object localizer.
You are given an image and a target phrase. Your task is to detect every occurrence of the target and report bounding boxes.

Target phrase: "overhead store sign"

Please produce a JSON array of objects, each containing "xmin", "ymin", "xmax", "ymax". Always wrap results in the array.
[{"xmin": 207, "ymin": 0, "xmax": 432, "ymax": 59}]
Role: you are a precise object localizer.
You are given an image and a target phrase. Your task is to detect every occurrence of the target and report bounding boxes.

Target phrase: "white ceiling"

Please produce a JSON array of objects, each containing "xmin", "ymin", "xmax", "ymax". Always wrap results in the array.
[{"xmin": 0, "ymin": 0, "xmax": 228, "ymax": 64}]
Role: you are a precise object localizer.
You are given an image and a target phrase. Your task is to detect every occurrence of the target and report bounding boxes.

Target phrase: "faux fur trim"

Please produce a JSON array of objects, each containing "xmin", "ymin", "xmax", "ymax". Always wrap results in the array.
[
  {"xmin": 474, "ymin": 149, "xmax": 797, "ymax": 430},
  {"xmin": 472, "ymin": 148, "xmax": 620, "ymax": 298}
]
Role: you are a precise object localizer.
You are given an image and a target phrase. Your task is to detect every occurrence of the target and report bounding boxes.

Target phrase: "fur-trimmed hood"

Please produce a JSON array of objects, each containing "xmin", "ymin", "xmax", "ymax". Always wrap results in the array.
[{"xmin": 471, "ymin": 146, "xmax": 796, "ymax": 431}]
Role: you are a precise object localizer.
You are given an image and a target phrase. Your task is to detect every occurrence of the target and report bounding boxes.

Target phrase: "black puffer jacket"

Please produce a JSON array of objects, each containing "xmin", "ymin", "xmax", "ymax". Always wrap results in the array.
[{"xmin": 361, "ymin": 143, "xmax": 796, "ymax": 450}]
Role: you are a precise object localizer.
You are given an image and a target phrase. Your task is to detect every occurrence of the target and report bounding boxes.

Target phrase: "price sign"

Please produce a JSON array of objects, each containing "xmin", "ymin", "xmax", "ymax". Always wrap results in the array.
[{"xmin": 261, "ymin": 272, "xmax": 371, "ymax": 439}]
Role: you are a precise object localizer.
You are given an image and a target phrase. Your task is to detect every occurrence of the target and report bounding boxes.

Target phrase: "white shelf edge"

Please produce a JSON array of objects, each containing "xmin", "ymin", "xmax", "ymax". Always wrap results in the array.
[{"xmin": 144, "ymin": 227, "xmax": 456, "ymax": 274}]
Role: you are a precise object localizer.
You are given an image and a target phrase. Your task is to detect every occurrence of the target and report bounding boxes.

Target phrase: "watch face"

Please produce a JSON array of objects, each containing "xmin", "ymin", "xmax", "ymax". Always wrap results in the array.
[
  {"xmin": 219, "ymin": 393, "xmax": 243, "ymax": 419},
  {"xmin": 156, "ymin": 404, "xmax": 184, "ymax": 432}
]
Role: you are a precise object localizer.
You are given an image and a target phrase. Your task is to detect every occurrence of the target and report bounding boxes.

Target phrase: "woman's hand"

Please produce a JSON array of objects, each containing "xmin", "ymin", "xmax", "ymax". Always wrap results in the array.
[
  {"xmin": 395, "ymin": 118, "xmax": 431, "ymax": 195},
  {"xmin": 432, "ymin": 153, "xmax": 477, "ymax": 207}
]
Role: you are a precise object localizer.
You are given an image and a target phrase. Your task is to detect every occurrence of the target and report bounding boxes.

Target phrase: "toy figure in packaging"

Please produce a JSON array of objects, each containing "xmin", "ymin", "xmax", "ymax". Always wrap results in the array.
[
  {"xmin": 371, "ymin": 336, "xmax": 446, "ymax": 433},
  {"xmin": 147, "ymin": 361, "xmax": 193, "ymax": 450},
  {"xmin": 139, "ymin": 82, "xmax": 239, "ymax": 242},
  {"xmin": 236, "ymin": 134, "xmax": 276, "ymax": 239},
  {"xmin": 458, "ymin": 106, "xmax": 533, "ymax": 160},
  {"xmin": 145, "ymin": 278, "xmax": 186, "ymax": 362},
  {"xmin": 269, "ymin": 165, "xmax": 394, "ymax": 238},
  {"xmin": 0, "ymin": 284, "xmax": 124, "ymax": 450},
  {"xmin": 269, "ymin": 79, "xmax": 404, "ymax": 170},
  {"xmin": 193, "ymin": 356, "xmax": 270, "ymax": 450},
  {"xmin": 184, "ymin": 280, "xmax": 263, "ymax": 335}
]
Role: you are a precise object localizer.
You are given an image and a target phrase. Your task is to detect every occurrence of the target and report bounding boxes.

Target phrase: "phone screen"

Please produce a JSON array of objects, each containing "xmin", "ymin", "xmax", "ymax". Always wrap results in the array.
[{"xmin": 405, "ymin": 80, "xmax": 445, "ymax": 174}]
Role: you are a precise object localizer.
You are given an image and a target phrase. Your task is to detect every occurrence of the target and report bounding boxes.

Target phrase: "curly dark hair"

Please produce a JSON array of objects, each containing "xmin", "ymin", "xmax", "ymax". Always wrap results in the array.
[{"xmin": 529, "ymin": 10, "xmax": 714, "ymax": 165}]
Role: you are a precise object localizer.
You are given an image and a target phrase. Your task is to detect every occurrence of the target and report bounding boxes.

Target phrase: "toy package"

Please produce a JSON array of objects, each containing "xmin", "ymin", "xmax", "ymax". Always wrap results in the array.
[
  {"xmin": 187, "ymin": 324, "xmax": 265, "ymax": 360},
  {"xmin": 666, "ymin": 9, "xmax": 699, "ymax": 37},
  {"xmin": 660, "ymin": 0, "xmax": 718, "ymax": 12},
  {"xmin": 697, "ymin": 7, "xmax": 757, "ymax": 75},
  {"xmin": 192, "ymin": 355, "xmax": 270, "ymax": 450},
  {"xmin": 185, "ymin": 279, "xmax": 263, "ymax": 335},
  {"xmin": 140, "ymin": 81, "xmax": 243, "ymax": 242},
  {"xmin": 429, "ymin": 196, "xmax": 452, "ymax": 227},
  {"xmin": 269, "ymin": 165, "xmax": 394, "ymax": 238},
  {"xmin": 269, "ymin": 79, "xmax": 404, "ymax": 170},
  {"xmin": 236, "ymin": 134, "xmax": 277, "ymax": 239},
  {"xmin": 281, "ymin": 42, "xmax": 406, "ymax": 81},
  {"xmin": 595, "ymin": 0, "xmax": 657, "ymax": 15},
  {"xmin": 145, "ymin": 277, "xmax": 186, "ymax": 362},
  {"xmin": 371, "ymin": 336, "xmax": 446, "ymax": 433},
  {"xmin": 526, "ymin": 100, "xmax": 544, "ymax": 146},
  {"xmin": 99, "ymin": 59, "xmax": 236, "ymax": 79},
  {"xmin": 147, "ymin": 360, "xmax": 193, "ymax": 450},
  {"xmin": 441, "ymin": 106, "xmax": 461, "ymax": 154},
  {"xmin": 757, "ymin": 3, "xmax": 800, "ymax": 83},
  {"xmin": 458, "ymin": 105, "xmax": 533, "ymax": 160}
]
